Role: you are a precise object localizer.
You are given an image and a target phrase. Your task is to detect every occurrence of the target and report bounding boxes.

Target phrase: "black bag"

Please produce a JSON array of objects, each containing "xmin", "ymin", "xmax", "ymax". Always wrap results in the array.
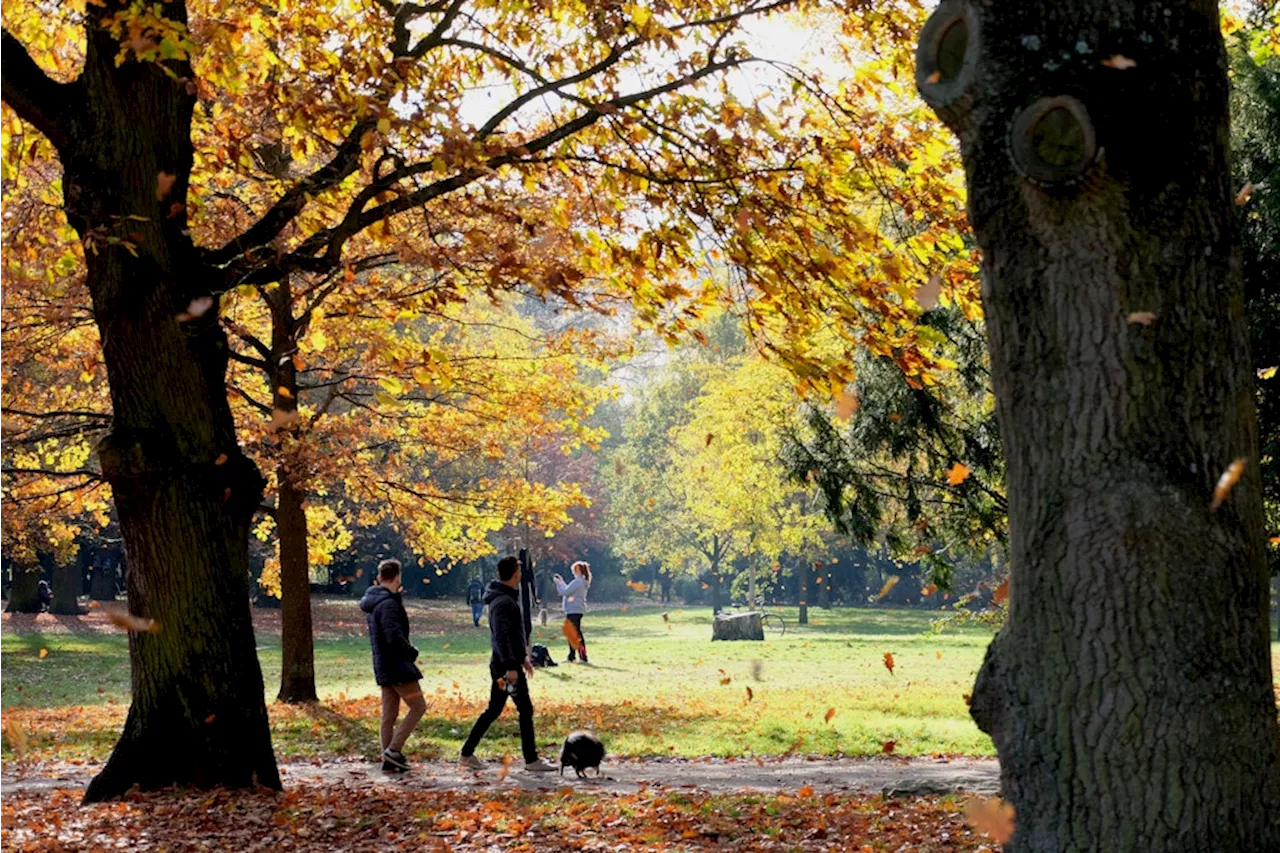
[{"xmin": 530, "ymin": 643, "xmax": 558, "ymax": 667}]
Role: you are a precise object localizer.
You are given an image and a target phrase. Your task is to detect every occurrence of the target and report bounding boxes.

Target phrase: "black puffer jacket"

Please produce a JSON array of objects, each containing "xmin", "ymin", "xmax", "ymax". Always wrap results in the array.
[
  {"xmin": 485, "ymin": 581, "xmax": 526, "ymax": 677},
  {"xmin": 360, "ymin": 584, "xmax": 422, "ymax": 687}
]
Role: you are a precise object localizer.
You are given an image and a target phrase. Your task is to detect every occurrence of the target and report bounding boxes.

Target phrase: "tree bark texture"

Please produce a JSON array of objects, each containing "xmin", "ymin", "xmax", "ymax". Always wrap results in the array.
[
  {"xmin": 276, "ymin": 468, "xmax": 317, "ymax": 703},
  {"xmin": 50, "ymin": 560, "xmax": 82, "ymax": 615},
  {"xmin": 917, "ymin": 1, "xmax": 1280, "ymax": 849},
  {"xmin": 1, "ymin": 3, "xmax": 280, "ymax": 801},
  {"xmin": 5, "ymin": 566, "xmax": 41, "ymax": 613}
]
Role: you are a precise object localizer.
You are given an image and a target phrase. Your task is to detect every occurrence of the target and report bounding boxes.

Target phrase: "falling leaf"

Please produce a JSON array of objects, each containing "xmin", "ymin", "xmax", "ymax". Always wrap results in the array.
[
  {"xmin": 916, "ymin": 272, "xmax": 943, "ymax": 310},
  {"xmin": 704, "ymin": 432, "xmax": 715, "ymax": 447},
  {"xmin": 1258, "ymin": 366, "xmax": 1277, "ymax": 380},
  {"xmin": 924, "ymin": 70, "xmax": 941, "ymax": 84},
  {"xmin": 277, "ymin": 386, "xmax": 294, "ymax": 399},
  {"xmin": 992, "ymin": 578, "xmax": 1010, "ymax": 605},
  {"xmin": 877, "ymin": 575, "xmax": 900, "ymax": 600},
  {"xmin": 269, "ymin": 408, "xmax": 300, "ymax": 432},
  {"xmin": 883, "ymin": 652, "xmax": 896, "ymax": 675},
  {"xmin": 1269, "ymin": 536, "xmax": 1280, "ymax": 545},
  {"xmin": 38, "ymin": 648, "xmax": 48, "ymax": 660},
  {"xmin": 377, "ymin": 117, "xmax": 391, "ymax": 134},
  {"xmin": 751, "ymin": 660, "xmax": 764, "ymax": 681},
  {"xmin": 823, "ymin": 708, "xmax": 836, "ymax": 724},
  {"xmin": 107, "ymin": 609, "xmax": 160, "ymax": 634},
  {"xmin": 966, "ymin": 797, "xmax": 1016, "ymax": 844},
  {"xmin": 156, "ymin": 171, "xmax": 177, "ymax": 200},
  {"xmin": 882, "ymin": 740, "xmax": 896, "ymax": 754},
  {"xmin": 887, "ymin": 413, "xmax": 902, "ymax": 423},
  {"xmin": 497, "ymin": 755, "xmax": 514, "ymax": 782},
  {"xmin": 214, "ymin": 453, "xmax": 228, "ymax": 466},
  {"xmin": 745, "ymin": 686, "xmax": 754, "ymax": 702},
  {"xmin": 4, "ymin": 718, "xmax": 29, "ymax": 758},
  {"xmin": 962, "ymin": 693, "xmax": 972, "ymax": 705},
  {"xmin": 1101, "ymin": 54, "xmax": 1137, "ymax": 69},
  {"xmin": 720, "ymin": 677, "xmax": 732, "ymax": 685},
  {"xmin": 204, "ymin": 714, "xmax": 216, "ymax": 724},
  {"xmin": 1235, "ymin": 181, "xmax": 1254, "ymax": 206},
  {"xmin": 936, "ymin": 651, "xmax": 943, "ymax": 660},
  {"xmin": 175, "ymin": 296, "xmax": 214, "ymax": 322},
  {"xmin": 1210, "ymin": 457, "xmax": 1247, "ymax": 511},
  {"xmin": 921, "ymin": 584, "xmax": 938, "ymax": 597},
  {"xmin": 797, "ymin": 785, "xmax": 815, "ymax": 798},
  {"xmin": 946, "ymin": 462, "xmax": 971, "ymax": 486},
  {"xmin": 1127, "ymin": 311, "xmax": 1157, "ymax": 326},
  {"xmin": 835, "ymin": 388, "xmax": 860, "ymax": 421},
  {"xmin": 355, "ymin": 569, "xmax": 364, "ymax": 578},
  {"xmin": 222, "ymin": 487, "xmax": 232, "ymax": 502},
  {"xmin": 167, "ymin": 201, "xmax": 185, "ymax": 218}
]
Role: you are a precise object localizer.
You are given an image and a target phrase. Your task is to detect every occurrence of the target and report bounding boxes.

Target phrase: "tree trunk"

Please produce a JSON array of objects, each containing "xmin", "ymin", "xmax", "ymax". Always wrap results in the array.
[
  {"xmin": 50, "ymin": 560, "xmax": 82, "ymax": 615},
  {"xmin": 816, "ymin": 569, "xmax": 830, "ymax": 609},
  {"xmin": 276, "ymin": 469, "xmax": 317, "ymax": 703},
  {"xmin": 5, "ymin": 565, "xmax": 41, "ymax": 613},
  {"xmin": 7, "ymin": 4, "xmax": 282, "ymax": 801},
  {"xmin": 747, "ymin": 561, "xmax": 757, "ymax": 608},
  {"xmin": 712, "ymin": 611, "xmax": 764, "ymax": 641},
  {"xmin": 917, "ymin": 2, "xmax": 1280, "ymax": 848},
  {"xmin": 798, "ymin": 561, "xmax": 809, "ymax": 625}
]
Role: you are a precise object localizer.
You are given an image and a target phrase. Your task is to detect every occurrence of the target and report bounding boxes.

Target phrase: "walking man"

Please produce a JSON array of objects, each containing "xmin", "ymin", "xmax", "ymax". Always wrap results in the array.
[
  {"xmin": 458, "ymin": 555, "xmax": 556, "ymax": 772},
  {"xmin": 467, "ymin": 575, "xmax": 484, "ymax": 627},
  {"xmin": 360, "ymin": 558, "xmax": 426, "ymax": 772}
]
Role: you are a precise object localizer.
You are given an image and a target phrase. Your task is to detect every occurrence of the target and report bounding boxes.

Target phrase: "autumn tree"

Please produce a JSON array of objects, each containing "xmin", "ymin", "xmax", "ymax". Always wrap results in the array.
[{"xmin": 915, "ymin": 0, "xmax": 1280, "ymax": 847}]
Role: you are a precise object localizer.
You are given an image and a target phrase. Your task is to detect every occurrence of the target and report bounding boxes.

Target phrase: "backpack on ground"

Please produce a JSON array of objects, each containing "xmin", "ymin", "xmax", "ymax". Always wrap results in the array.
[{"xmin": 530, "ymin": 644, "xmax": 557, "ymax": 667}]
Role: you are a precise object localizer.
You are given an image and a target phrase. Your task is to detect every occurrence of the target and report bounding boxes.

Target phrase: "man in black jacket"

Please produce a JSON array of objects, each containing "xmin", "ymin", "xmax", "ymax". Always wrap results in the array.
[
  {"xmin": 360, "ymin": 559, "xmax": 425, "ymax": 772},
  {"xmin": 458, "ymin": 555, "xmax": 555, "ymax": 772}
]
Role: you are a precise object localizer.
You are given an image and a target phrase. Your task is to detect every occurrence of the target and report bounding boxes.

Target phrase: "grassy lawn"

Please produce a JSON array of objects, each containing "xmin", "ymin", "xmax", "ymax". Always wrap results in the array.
[{"xmin": 12, "ymin": 602, "xmax": 1274, "ymax": 765}]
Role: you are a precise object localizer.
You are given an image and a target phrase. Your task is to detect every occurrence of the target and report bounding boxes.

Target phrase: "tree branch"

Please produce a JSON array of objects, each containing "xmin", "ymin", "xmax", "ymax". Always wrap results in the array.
[{"xmin": 0, "ymin": 29, "xmax": 83, "ymax": 152}]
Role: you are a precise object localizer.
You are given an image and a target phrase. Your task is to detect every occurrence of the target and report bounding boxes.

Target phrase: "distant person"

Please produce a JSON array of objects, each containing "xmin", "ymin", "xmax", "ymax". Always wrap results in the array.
[
  {"xmin": 37, "ymin": 579, "xmax": 52, "ymax": 613},
  {"xmin": 467, "ymin": 575, "xmax": 484, "ymax": 627},
  {"xmin": 360, "ymin": 558, "xmax": 425, "ymax": 773},
  {"xmin": 458, "ymin": 555, "xmax": 556, "ymax": 773},
  {"xmin": 554, "ymin": 561, "xmax": 591, "ymax": 663}
]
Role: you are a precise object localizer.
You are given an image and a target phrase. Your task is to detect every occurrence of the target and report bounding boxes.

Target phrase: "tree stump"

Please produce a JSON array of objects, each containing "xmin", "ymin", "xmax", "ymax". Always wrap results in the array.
[{"xmin": 712, "ymin": 612, "xmax": 764, "ymax": 641}]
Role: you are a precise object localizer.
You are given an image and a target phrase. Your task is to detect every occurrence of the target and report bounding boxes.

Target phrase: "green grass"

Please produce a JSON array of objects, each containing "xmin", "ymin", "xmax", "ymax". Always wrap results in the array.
[{"xmin": 4, "ymin": 605, "xmax": 998, "ymax": 763}]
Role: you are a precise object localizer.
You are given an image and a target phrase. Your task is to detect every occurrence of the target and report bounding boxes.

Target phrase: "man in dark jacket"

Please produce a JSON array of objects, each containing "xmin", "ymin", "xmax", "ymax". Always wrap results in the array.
[
  {"xmin": 458, "ymin": 555, "xmax": 555, "ymax": 772},
  {"xmin": 360, "ymin": 559, "xmax": 425, "ymax": 772},
  {"xmin": 466, "ymin": 576, "xmax": 484, "ymax": 627}
]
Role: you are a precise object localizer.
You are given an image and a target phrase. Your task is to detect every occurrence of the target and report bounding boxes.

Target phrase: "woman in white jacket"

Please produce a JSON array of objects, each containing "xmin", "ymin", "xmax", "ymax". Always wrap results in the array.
[{"xmin": 554, "ymin": 561, "xmax": 591, "ymax": 663}]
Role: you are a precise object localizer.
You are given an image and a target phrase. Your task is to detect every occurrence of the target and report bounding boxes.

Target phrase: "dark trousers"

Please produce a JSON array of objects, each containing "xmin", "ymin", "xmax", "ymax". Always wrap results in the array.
[
  {"xmin": 470, "ymin": 601, "xmax": 483, "ymax": 626},
  {"xmin": 461, "ymin": 672, "xmax": 537, "ymax": 763},
  {"xmin": 566, "ymin": 613, "xmax": 587, "ymax": 662}
]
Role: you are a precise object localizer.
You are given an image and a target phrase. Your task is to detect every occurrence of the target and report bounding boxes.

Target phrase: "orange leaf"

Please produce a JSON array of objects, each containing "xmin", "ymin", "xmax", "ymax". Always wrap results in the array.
[
  {"xmin": 204, "ymin": 714, "xmax": 216, "ymax": 724},
  {"xmin": 877, "ymin": 575, "xmax": 899, "ymax": 600},
  {"xmin": 916, "ymin": 272, "xmax": 943, "ymax": 310},
  {"xmin": 962, "ymin": 693, "xmax": 972, "ymax": 705},
  {"xmin": 966, "ymin": 797, "xmax": 1016, "ymax": 844},
  {"xmin": 156, "ymin": 171, "xmax": 177, "ymax": 200},
  {"xmin": 214, "ymin": 453, "xmax": 228, "ymax": 466},
  {"xmin": 946, "ymin": 462, "xmax": 971, "ymax": 486},
  {"xmin": 277, "ymin": 386, "xmax": 294, "ymax": 399},
  {"xmin": 720, "ymin": 676, "xmax": 732, "ymax": 685},
  {"xmin": 883, "ymin": 652, "xmax": 896, "ymax": 675},
  {"xmin": 1101, "ymin": 54, "xmax": 1137, "ymax": 69},
  {"xmin": 1210, "ymin": 457, "xmax": 1247, "ymax": 511},
  {"xmin": 745, "ymin": 686, "xmax": 754, "ymax": 702},
  {"xmin": 797, "ymin": 785, "xmax": 815, "ymax": 798},
  {"xmin": 992, "ymin": 578, "xmax": 1010, "ymax": 605},
  {"xmin": 38, "ymin": 648, "xmax": 48, "ymax": 659},
  {"xmin": 107, "ymin": 608, "xmax": 160, "ymax": 634},
  {"xmin": 1235, "ymin": 181, "xmax": 1254, "ymax": 207},
  {"xmin": 835, "ymin": 388, "xmax": 860, "ymax": 421},
  {"xmin": 882, "ymin": 740, "xmax": 896, "ymax": 754},
  {"xmin": 824, "ymin": 707, "xmax": 836, "ymax": 724},
  {"xmin": 4, "ymin": 718, "xmax": 29, "ymax": 758},
  {"xmin": 924, "ymin": 70, "xmax": 941, "ymax": 84}
]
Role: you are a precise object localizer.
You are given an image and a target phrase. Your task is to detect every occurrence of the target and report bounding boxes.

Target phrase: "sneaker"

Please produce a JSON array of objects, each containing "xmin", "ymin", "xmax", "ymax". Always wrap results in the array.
[
  {"xmin": 382, "ymin": 748, "xmax": 410, "ymax": 772},
  {"xmin": 525, "ymin": 758, "xmax": 556, "ymax": 773},
  {"xmin": 458, "ymin": 753, "xmax": 486, "ymax": 771}
]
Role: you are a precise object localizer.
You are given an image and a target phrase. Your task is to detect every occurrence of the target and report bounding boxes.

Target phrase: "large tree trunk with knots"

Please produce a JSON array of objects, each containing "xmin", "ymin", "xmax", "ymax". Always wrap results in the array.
[
  {"xmin": 2, "ymin": 1, "xmax": 280, "ymax": 803},
  {"xmin": 5, "ymin": 565, "xmax": 42, "ymax": 613},
  {"xmin": 916, "ymin": 0, "xmax": 1280, "ymax": 849},
  {"xmin": 50, "ymin": 559, "xmax": 82, "ymax": 615}
]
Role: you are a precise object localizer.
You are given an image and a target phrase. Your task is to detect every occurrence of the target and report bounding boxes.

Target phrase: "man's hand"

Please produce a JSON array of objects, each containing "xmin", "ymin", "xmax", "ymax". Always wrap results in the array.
[
  {"xmin": 505, "ymin": 669, "xmax": 519, "ymax": 684},
  {"xmin": 523, "ymin": 658, "xmax": 535, "ymax": 678}
]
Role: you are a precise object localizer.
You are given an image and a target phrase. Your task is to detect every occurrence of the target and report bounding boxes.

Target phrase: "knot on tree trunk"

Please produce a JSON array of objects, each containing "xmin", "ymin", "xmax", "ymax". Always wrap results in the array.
[
  {"xmin": 916, "ymin": 0, "xmax": 980, "ymax": 140},
  {"xmin": 1009, "ymin": 95, "xmax": 1097, "ymax": 186}
]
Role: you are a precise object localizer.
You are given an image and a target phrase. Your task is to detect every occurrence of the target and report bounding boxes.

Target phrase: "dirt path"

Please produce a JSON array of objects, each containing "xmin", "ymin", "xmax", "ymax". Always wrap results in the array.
[{"xmin": 2, "ymin": 756, "xmax": 1000, "ymax": 798}]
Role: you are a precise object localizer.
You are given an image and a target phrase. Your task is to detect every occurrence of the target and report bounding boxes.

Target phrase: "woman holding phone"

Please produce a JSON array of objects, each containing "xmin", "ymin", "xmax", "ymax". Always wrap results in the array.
[{"xmin": 554, "ymin": 561, "xmax": 591, "ymax": 663}]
